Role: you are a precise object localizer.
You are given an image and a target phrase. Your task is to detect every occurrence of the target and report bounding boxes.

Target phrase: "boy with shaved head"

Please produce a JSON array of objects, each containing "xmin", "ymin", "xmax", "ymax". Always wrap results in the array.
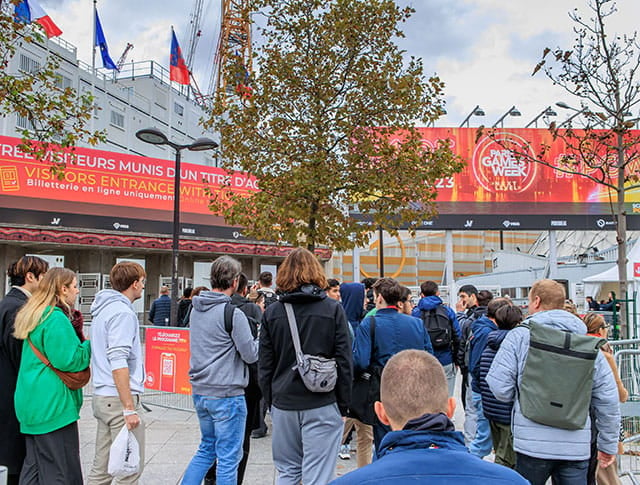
[{"xmin": 331, "ymin": 350, "xmax": 527, "ymax": 484}]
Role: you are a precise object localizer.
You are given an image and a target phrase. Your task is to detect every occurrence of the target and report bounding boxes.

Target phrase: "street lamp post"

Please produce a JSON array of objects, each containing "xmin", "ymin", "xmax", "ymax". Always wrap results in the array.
[
  {"xmin": 492, "ymin": 106, "xmax": 522, "ymax": 128},
  {"xmin": 136, "ymin": 128, "xmax": 218, "ymax": 325},
  {"xmin": 525, "ymin": 106, "xmax": 557, "ymax": 128},
  {"xmin": 459, "ymin": 105, "xmax": 485, "ymax": 128}
]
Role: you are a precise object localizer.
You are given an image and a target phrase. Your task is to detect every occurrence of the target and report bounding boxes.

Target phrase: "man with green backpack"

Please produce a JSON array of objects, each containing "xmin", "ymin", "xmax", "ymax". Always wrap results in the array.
[{"xmin": 487, "ymin": 279, "xmax": 620, "ymax": 485}]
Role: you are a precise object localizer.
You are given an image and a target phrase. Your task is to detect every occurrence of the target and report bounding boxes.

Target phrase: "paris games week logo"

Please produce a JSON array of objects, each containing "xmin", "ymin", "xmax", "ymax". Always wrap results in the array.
[{"xmin": 471, "ymin": 132, "xmax": 537, "ymax": 194}]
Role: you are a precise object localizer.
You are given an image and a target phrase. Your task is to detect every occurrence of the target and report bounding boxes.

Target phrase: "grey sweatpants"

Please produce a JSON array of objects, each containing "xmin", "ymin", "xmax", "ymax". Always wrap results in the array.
[{"xmin": 271, "ymin": 403, "xmax": 343, "ymax": 485}]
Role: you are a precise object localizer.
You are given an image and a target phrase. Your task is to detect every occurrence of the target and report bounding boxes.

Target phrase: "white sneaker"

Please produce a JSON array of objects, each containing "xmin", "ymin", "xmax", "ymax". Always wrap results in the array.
[{"xmin": 338, "ymin": 444, "xmax": 351, "ymax": 460}]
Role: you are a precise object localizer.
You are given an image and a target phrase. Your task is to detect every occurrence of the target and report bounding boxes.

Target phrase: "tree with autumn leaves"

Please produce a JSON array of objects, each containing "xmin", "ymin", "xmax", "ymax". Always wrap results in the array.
[
  {"xmin": 0, "ymin": 2, "xmax": 103, "ymax": 167},
  {"xmin": 207, "ymin": 0, "xmax": 463, "ymax": 252}
]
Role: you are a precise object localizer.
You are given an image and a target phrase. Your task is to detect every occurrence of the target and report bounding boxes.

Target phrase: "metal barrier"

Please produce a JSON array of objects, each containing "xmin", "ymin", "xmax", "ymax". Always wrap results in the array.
[
  {"xmin": 615, "ymin": 349, "xmax": 640, "ymax": 483},
  {"xmin": 82, "ymin": 323, "xmax": 195, "ymax": 412}
]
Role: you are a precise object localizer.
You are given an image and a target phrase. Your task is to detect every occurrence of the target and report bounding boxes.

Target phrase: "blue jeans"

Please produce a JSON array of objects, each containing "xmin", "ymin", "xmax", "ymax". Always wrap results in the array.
[
  {"xmin": 516, "ymin": 452, "xmax": 589, "ymax": 485},
  {"xmin": 182, "ymin": 394, "xmax": 247, "ymax": 485},
  {"xmin": 469, "ymin": 391, "xmax": 492, "ymax": 458}
]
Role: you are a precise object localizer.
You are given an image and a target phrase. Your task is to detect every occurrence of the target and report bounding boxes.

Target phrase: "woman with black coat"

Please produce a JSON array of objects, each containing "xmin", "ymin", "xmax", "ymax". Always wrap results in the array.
[{"xmin": 258, "ymin": 248, "xmax": 353, "ymax": 485}]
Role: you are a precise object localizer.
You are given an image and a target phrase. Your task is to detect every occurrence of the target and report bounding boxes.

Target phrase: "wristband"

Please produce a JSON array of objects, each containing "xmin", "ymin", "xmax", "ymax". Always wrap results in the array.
[{"xmin": 123, "ymin": 410, "xmax": 138, "ymax": 416}]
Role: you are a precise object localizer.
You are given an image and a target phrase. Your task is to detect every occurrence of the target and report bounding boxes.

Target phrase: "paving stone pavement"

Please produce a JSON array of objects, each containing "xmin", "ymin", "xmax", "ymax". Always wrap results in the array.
[{"xmin": 78, "ymin": 397, "xmax": 362, "ymax": 484}]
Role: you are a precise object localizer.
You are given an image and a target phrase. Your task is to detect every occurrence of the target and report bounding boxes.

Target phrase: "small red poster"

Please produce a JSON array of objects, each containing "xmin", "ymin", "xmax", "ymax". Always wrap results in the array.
[
  {"xmin": 144, "ymin": 328, "xmax": 191, "ymax": 395},
  {"xmin": 634, "ymin": 263, "xmax": 640, "ymax": 278}
]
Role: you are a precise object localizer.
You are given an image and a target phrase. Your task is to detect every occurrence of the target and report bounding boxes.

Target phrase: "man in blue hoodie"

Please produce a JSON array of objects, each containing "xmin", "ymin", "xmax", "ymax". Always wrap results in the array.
[
  {"xmin": 353, "ymin": 277, "xmax": 433, "ymax": 453},
  {"xmin": 330, "ymin": 349, "xmax": 528, "ymax": 485},
  {"xmin": 88, "ymin": 261, "xmax": 147, "ymax": 485},
  {"xmin": 412, "ymin": 280, "xmax": 461, "ymax": 397}
]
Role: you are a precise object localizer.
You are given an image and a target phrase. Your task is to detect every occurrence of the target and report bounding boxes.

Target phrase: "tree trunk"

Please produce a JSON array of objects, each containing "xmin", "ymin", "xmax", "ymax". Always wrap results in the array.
[
  {"xmin": 307, "ymin": 201, "xmax": 318, "ymax": 253},
  {"xmin": 616, "ymin": 132, "xmax": 628, "ymax": 338}
]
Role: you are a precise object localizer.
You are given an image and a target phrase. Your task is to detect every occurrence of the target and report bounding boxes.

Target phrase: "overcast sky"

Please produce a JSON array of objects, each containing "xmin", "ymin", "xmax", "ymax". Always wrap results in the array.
[{"xmin": 43, "ymin": 0, "xmax": 640, "ymax": 128}]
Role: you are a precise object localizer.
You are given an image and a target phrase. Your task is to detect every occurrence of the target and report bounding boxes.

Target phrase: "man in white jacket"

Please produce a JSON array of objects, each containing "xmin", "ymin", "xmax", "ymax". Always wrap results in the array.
[
  {"xmin": 88, "ymin": 262, "xmax": 147, "ymax": 485},
  {"xmin": 487, "ymin": 279, "xmax": 619, "ymax": 485}
]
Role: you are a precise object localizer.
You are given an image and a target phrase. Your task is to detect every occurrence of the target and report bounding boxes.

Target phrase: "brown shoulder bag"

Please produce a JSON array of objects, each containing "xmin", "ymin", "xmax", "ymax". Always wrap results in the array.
[{"xmin": 28, "ymin": 338, "xmax": 91, "ymax": 390}]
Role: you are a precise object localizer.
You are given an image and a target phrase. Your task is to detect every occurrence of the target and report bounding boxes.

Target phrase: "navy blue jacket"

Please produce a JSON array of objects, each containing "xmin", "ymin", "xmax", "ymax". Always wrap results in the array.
[
  {"xmin": 149, "ymin": 294, "xmax": 171, "ymax": 325},
  {"xmin": 478, "ymin": 329, "xmax": 512, "ymax": 424},
  {"xmin": 340, "ymin": 282, "xmax": 365, "ymax": 334},
  {"xmin": 330, "ymin": 415, "xmax": 527, "ymax": 484},
  {"xmin": 469, "ymin": 315, "xmax": 497, "ymax": 393},
  {"xmin": 412, "ymin": 296, "xmax": 461, "ymax": 366},
  {"xmin": 353, "ymin": 308, "xmax": 433, "ymax": 371}
]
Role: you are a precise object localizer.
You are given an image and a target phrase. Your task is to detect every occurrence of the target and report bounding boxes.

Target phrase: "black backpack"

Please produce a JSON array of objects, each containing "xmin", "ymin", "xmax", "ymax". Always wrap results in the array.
[{"xmin": 421, "ymin": 305, "xmax": 453, "ymax": 350}]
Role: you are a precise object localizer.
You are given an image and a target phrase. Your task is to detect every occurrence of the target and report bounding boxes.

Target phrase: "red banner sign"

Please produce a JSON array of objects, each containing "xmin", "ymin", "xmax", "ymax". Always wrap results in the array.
[
  {"xmin": 144, "ymin": 328, "xmax": 191, "ymax": 395},
  {"xmin": 0, "ymin": 136, "xmax": 257, "ymax": 216},
  {"xmin": 408, "ymin": 128, "xmax": 640, "ymax": 204}
]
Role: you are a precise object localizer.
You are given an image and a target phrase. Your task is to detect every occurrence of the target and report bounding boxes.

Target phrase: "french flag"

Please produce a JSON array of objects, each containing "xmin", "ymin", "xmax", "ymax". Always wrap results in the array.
[{"xmin": 15, "ymin": 0, "xmax": 63, "ymax": 39}]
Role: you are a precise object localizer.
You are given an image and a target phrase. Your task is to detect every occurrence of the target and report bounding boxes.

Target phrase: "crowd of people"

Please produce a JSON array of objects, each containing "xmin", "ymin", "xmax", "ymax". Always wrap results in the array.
[{"xmin": 0, "ymin": 251, "xmax": 627, "ymax": 485}]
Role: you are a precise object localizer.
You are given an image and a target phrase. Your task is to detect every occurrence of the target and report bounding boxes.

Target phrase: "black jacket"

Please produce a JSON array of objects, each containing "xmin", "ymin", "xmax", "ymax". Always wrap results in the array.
[
  {"xmin": 258, "ymin": 284, "xmax": 353, "ymax": 415},
  {"xmin": 478, "ymin": 329, "xmax": 513, "ymax": 424},
  {"xmin": 0, "ymin": 287, "xmax": 28, "ymax": 475}
]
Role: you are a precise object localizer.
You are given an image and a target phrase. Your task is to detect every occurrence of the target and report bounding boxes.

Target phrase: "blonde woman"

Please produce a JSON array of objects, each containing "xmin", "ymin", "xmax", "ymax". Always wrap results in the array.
[
  {"xmin": 584, "ymin": 312, "xmax": 627, "ymax": 485},
  {"xmin": 13, "ymin": 267, "xmax": 90, "ymax": 485}
]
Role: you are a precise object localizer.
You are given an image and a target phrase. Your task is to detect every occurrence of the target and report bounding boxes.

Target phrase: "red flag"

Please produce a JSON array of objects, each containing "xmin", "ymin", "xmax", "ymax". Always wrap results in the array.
[{"xmin": 170, "ymin": 30, "xmax": 190, "ymax": 85}]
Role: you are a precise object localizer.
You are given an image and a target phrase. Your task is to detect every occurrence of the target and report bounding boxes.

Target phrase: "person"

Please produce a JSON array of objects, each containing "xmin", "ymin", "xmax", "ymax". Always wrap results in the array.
[
  {"xmin": 353, "ymin": 277, "xmax": 433, "ymax": 454},
  {"xmin": 326, "ymin": 278, "xmax": 341, "ymax": 301},
  {"xmin": 13, "ymin": 267, "xmax": 91, "ymax": 484},
  {"xmin": 456, "ymin": 285, "xmax": 492, "ymax": 444},
  {"xmin": 0, "ymin": 256, "xmax": 48, "ymax": 485},
  {"xmin": 584, "ymin": 312, "xmax": 628, "ymax": 485},
  {"xmin": 177, "ymin": 287, "xmax": 193, "ymax": 326},
  {"xmin": 468, "ymin": 297, "xmax": 511, "ymax": 458},
  {"xmin": 247, "ymin": 290, "xmax": 265, "ymax": 312},
  {"xmin": 338, "ymin": 282, "xmax": 373, "ymax": 467},
  {"xmin": 259, "ymin": 248, "xmax": 352, "ymax": 485},
  {"xmin": 479, "ymin": 304, "xmax": 523, "ymax": 469},
  {"xmin": 586, "ymin": 296, "xmax": 599, "ymax": 311},
  {"xmin": 88, "ymin": 261, "xmax": 147, "ymax": 485},
  {"xmin": 204, "ymin": 272, "xmax": 263, "ymax": 484},
  {"xmin": 487, "ymin": 279, "xmax": 620, "ymax": 485},
  {"xmin": 149, "ymin": 285, "xmax": 171, "ymax": 325},
  {"xmin": 599, "ymin": 291, "xmax": 619, "ymax": 312},
  {"xmin": 361, "ymin": 277, "xmax": 377, "ymax": 313},
  {"xmin": 182, "ymin": 257, "xmax": 259, "ymax": 485},
  {"xmin": 412, "ymin": 280, "xmax": 461, "ymax": 397},
  {"xmin": 255, "ymin": 271, "xmax": 278, "ymax": 308},
  {"xmin": 397, "ymin": 286, "xmax": 413, "ymax": 315},
  {"xmin": 330, "ymin": 350, "xmax": 528, "ymax": 485}
]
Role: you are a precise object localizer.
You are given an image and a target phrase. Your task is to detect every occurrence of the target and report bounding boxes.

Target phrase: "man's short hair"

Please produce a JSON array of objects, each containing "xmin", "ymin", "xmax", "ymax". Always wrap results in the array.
[
  {"xmin": 458, "ymin": 284, "xmax": 478, "ymax": 297},
  {"xmin": 183, "ymin": 287, "xmax": 193, "ymax": 298},
  {"xmin": 327, "ymin": 278, "xmax": 340, "ymax": 289},
  {"xmin": 236, "ymin": 273, "xmax": 249, "ymax": 294},
  {"xmin": 477, "ymin": 290, "xmax": 494, "ymax": 307},
  {"xmin": 258, "ymin": 271, "xmax": 273, "ymax": 287},
  {"xmin": 420, "ymin": 280, "xmax": 438, "ymax": 297},
  {"xmin": 7, "ymin": 256, "xmax": 49, "ymax": 286},
  {"xmin": 486, "ymin": 297, "xmax": 511, "ymax": 320},
  {"xmin": 160, "ymin": 285, "xmax": 170, "ymax": 295},
  {"xmin": 495, "ymin": 305, "xmax": 523, "ymax": 330},
  {"xmin": 361, "ymin": 277, "xmax": 378, "ymax": 290},
  {"xmin": 372, "ymin": 277, "xmax": 403, "ymax": 306},
  {"xmin": 381, "ymin": 350, "xmax": 448, "ymax": 425},
  {"xmin": 530, "ymin": 279, "xmax": 566, "ymax": 310},
  {"xmin": 210, "ymin": 256, "xmax": 242, "ymax": 290},
  {"xmin": 110, "ymin": 262, "xmax": 146, "ymax": 292},
  {"xmin": 399, "ymin": 285, "xmax": 412, "ymax": 303}
]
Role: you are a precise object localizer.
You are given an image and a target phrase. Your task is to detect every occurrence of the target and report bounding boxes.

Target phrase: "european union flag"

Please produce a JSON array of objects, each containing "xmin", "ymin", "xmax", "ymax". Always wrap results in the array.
[{"xmin": 95, "ymin": 10, "xmax": 117, "ymax": 70}]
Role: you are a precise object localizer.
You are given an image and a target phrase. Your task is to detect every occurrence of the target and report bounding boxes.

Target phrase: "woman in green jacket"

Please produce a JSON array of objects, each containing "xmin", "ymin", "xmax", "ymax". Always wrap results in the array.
[{"xmin": 13, "ymin": 267, "xmax": 90, "ymax": 485}]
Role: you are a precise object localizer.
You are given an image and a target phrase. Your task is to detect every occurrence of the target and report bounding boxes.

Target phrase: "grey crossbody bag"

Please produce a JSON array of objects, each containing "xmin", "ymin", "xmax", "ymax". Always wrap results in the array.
[{"xmin": 284, "ymin": 302, "xmax": 338, "ymax": 393}]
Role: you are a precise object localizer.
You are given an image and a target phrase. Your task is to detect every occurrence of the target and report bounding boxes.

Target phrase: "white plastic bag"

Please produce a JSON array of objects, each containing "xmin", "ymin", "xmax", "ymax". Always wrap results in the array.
[{"xmin": 108, "ymin": 425, "xmax": 140, "ymax": 477}]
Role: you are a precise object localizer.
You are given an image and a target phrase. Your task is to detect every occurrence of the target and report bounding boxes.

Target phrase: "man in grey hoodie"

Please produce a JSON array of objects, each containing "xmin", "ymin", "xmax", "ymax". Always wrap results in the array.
[
  {"xmin": 182, "ymin": 256, "xmax": 259, "ymax": 485},
  {"xmin": 487, "ymin": 279, "xmax": 619, "ymax": 485},
  {"xmin": 88, "ymin": 261, "xmax": 147, "ymax": 485}
]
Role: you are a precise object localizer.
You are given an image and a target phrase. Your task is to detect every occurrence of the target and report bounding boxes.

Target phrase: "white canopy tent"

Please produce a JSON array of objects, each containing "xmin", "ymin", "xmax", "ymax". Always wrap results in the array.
[{"xmin": 583, "ymin": 239, "xmax": 640, "ymax": 304}]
